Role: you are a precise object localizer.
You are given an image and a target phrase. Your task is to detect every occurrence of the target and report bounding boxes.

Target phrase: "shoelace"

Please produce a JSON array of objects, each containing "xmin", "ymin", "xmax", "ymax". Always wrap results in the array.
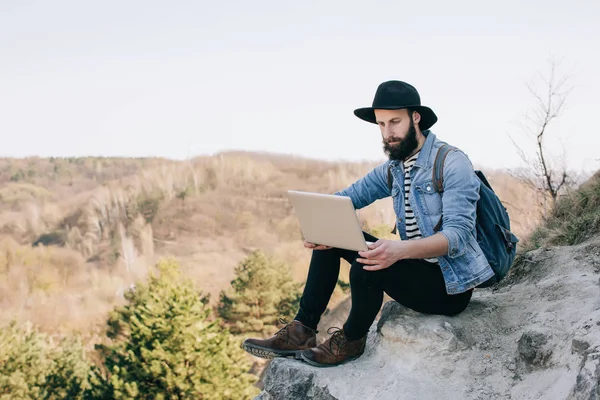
[
  {"xmin": 274, "ymin": 318, "xmax": 291, "ymax": 338},
  {"xmin": 327, "ymin": 327, "xmax": 347, "ymax": 353},
  {"xmin": 274, "ymin": 318, "xmax": 319, "ymax": 340}
]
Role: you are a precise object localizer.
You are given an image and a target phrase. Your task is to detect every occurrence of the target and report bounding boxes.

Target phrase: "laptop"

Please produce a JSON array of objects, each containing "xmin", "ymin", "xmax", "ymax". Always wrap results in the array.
[{"xmin": 286, "ymin": 190, "xmax": 374, "ymax": 252}]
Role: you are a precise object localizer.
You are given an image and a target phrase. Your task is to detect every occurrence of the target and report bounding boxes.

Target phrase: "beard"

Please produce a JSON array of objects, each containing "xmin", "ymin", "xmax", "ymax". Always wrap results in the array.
[{"xmin": 383, "ymin": 119, "xmax": 419, "ymax": 161}]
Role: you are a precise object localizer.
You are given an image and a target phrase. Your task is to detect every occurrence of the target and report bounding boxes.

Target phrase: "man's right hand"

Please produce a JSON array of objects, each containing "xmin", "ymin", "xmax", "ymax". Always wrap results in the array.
[{"xmin": 304, "ymin": 241, "xmax": 332, "ymax": 250}]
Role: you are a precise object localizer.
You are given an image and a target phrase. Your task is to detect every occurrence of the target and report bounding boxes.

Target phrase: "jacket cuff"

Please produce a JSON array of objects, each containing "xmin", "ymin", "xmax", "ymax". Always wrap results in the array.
[{"xmin": 439, "ymin": 229, "xmax": 464, "ymax": 258}]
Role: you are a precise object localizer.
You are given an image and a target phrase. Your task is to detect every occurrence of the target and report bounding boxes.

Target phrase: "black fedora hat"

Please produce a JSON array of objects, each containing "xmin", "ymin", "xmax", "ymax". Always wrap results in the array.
[{"xmin": 354, "ymin": 80, "xmax": 438, "ymax": 130}]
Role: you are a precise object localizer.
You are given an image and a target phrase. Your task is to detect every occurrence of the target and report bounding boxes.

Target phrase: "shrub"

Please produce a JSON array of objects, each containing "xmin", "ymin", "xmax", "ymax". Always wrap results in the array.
[
  {"xmin": 520, "ymin": 172, "xmax": 600, "ymax": 249},
  {"xmin": 0, "ymin": 321, "xmax": 90, "ymax": 400},
  {"xmin": 218, "ymin": 250, "xmax": 302, "ymax": 335},
  {"xmin": 89, "ymin": 258, "xmax": 258, "ymax": 400}
]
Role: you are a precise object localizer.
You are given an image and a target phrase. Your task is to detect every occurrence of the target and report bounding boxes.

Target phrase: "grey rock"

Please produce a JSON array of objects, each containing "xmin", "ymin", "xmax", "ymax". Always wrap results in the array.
[
  {"xmin": 572, "ymin": 338, "xmax": 591, "ymax": 356},
  {"xmin": 258, "ymin": 237, "xmax": 600, "ymax": 400},
  {"xmin": 516, "ymin": 329, "xmax": 554, "ymax": 371},
  {"xmin": 567, "ymin": 349, "xmax": 600, "ymax": 400},
  {"xmin": 257, "ymin": 358, "xmax": 337, "ymax": 400}
]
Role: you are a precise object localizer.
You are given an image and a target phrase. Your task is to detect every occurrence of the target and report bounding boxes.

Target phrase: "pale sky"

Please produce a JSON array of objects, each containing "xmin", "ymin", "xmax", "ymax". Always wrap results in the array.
[{"xmin": 1, "ymin": 0, "xmax": 599, "ymax": 173}]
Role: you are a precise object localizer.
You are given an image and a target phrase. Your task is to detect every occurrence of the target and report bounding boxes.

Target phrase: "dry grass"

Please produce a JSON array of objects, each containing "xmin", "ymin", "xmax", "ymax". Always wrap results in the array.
[
  {"xmin": 0, "ymin": 152, "xmax": 547, "ymax": 344},
  {"xmin": 0, "ymin": 236, "xmax": 121, "ymax": 336},
  {"xmin": 518, "ymin": 170, "xmax": 600, "ymax": 250},
  {"xmin": 0, "ymin": 182, "xmax": 55, "ymax": 206}
]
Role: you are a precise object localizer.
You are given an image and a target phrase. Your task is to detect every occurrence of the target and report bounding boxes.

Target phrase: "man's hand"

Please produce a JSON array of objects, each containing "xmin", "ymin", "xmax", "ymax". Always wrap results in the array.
[
  {"xmin": 304, "ymin": 240, "xmax": 332, "ymax": 251},
  {"xmin": 357, "ymin": 234, "xmax": 449, "ymax": 270},
  {"xmin": 357, "ymin": 240, "xmax": 410, "ymax": 271}
]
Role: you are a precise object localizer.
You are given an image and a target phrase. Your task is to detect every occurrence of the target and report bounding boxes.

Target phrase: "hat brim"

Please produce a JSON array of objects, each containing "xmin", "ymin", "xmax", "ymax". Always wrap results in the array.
[{"xmin": 354, "ymin": 105, "xmax": 438, "ymax": 131}]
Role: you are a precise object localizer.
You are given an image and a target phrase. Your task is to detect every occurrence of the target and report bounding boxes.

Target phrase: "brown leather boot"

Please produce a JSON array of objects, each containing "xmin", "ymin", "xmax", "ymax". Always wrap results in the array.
[
  {"xmin": 242, "ymin": 319, "xmax": 317, "ymax": 359},
  {"xmin": 300, "ymin": 327, "xmax": 366, "ymax": 367}
]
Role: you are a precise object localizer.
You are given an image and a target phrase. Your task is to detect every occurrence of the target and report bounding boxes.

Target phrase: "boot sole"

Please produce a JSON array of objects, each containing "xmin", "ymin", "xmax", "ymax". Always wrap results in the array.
[
  {"xmin": 242, "ymin": 341, "xmax": 302, "ymax": 360},
  {"xmin": 300, "ymin": 351, "xmax": 363, "ymax": 368}
]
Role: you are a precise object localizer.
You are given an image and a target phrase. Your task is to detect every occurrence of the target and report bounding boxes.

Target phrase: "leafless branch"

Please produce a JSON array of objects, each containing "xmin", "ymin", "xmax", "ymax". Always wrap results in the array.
[{"xmin": 506, "ymin": 56, "xmax": 574, "ymax": 206}]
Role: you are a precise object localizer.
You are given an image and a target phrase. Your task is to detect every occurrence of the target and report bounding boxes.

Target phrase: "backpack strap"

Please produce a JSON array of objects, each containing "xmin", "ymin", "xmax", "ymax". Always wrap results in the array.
[
  {"xmin": 387, "ymin": 164, "xmax": 397, "ymax": 235},
  {"xmin": 432, "ymin": 144, "xmax": 457, "ymax": 231},
  {"xmin": 432, "ymin": 144, "xmax": 457, "ymax": 193}
]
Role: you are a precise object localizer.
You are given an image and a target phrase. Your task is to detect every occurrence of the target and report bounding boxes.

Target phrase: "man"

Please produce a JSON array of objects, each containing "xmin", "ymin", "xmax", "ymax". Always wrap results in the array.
[{"xmin": 243, "ymin": 80, "xmax": 495, "ymax": 367}]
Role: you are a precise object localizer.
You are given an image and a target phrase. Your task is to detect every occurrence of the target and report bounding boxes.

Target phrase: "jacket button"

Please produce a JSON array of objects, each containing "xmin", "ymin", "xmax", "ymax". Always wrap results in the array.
[{"xmin": 426, "ymin": 185, "xmax": 431, "ymax": 191}]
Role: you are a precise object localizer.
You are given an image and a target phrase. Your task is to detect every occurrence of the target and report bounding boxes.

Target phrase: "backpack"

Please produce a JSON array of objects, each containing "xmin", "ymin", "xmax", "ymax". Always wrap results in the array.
[{"xmin": 387, "ymin": 144, "xmax": 519, "ymax": 287}]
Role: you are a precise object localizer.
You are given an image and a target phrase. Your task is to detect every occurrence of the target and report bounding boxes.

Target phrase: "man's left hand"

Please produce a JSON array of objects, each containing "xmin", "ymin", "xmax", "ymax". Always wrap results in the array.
[{"xmin": 357, "ymin": 240, "xmax": 409, "ymax": 271}]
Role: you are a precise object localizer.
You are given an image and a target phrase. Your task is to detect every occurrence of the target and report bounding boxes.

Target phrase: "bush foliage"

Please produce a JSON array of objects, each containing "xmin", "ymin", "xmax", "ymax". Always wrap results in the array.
[
  {"xmin": 218, "ymin": 250, "xmax": 302, "ymax": 335},
  {"xmin": 0, "ymin": 321, "xmax": 90, "ymax": 400},
  {"xmin": 1, "ymin": 259, "xmax": 260, "ymax": 400},
  {"xmin": 89, "ymin": 259, "xmax": 258, "ymax": 399}
]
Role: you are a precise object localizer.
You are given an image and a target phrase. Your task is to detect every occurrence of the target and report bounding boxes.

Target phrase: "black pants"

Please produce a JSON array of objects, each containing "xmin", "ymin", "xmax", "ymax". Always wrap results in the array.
[{"xmin": 294, "ymin": 232, "xmax": 473, "ymax": 340}]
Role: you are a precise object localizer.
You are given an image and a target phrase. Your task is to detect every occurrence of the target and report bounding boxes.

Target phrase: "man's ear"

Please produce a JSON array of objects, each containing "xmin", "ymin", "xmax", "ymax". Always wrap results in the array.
[{"xmin": 412, "ymin": 111, "xmax": 421, "ymax": 124}]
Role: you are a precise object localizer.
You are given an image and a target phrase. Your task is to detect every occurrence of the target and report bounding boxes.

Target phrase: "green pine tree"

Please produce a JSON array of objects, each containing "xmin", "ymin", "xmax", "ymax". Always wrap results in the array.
[
  {"xmin": 218, "ymin": 250, "xmax": 302, "ymax": 335},
  {"xmin": 0, "ymin": 321, "xmax": 54, "ymax": 400},
  {"xmin": 0, "ymin": 321, "xmax": 90, "ymax": 400},
  {"xmin": 88, "ymin": 258, "xmax": 258, "ymax": 400},
  {"xmin": 44, "ymin": 336, "xmax": 91, "ymax": 400}
]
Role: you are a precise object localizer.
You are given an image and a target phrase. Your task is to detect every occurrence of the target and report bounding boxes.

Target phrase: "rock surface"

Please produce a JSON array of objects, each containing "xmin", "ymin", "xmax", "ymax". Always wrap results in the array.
[{"xmin": 256, "ymin": 237, "xmax": 600, "ymax": 399}]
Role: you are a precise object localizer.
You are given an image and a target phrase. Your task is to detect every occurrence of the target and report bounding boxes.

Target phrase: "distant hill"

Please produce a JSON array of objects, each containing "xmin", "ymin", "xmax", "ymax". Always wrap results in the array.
[{"xmin": 0, "ymin": 152, "xmax": 542, "ymax": 336}]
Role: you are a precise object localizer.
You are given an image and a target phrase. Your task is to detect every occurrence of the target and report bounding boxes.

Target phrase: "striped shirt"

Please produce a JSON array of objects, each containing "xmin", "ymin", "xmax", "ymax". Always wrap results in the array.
[{"xmin": 403, "ymin": 152, "xmax": 438, "ymax": 263}]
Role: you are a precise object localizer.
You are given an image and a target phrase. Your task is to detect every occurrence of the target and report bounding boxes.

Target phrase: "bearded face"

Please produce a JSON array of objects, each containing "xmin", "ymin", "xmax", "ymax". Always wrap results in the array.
[{"xmin": 382, "ymin": 117, "xmax": 419, "ymax": 161}]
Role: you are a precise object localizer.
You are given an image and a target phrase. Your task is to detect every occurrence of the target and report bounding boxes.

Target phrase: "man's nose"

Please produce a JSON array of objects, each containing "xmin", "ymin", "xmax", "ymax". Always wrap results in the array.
[{"xmin": 383, "ymin": 126, "xmax": 394, "ymax": 140}]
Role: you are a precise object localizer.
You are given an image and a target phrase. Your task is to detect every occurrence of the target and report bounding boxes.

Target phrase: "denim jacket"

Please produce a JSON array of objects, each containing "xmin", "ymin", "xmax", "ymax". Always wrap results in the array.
[{"xmin": 335, "ymin": 130, "xmax": 495, "ymax": 294}]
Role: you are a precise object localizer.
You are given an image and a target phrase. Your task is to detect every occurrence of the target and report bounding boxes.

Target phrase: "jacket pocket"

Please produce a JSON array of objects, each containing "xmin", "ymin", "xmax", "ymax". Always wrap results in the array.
[{"xmin": 414, "ymin": 179, "xmax": 442, "ymax": 216}]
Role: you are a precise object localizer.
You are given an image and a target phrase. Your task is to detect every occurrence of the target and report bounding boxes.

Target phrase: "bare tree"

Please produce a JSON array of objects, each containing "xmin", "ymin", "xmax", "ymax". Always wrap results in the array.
[{"xmin": 508, "ymin": 57, "xmax": 574, "ymax": 215}]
